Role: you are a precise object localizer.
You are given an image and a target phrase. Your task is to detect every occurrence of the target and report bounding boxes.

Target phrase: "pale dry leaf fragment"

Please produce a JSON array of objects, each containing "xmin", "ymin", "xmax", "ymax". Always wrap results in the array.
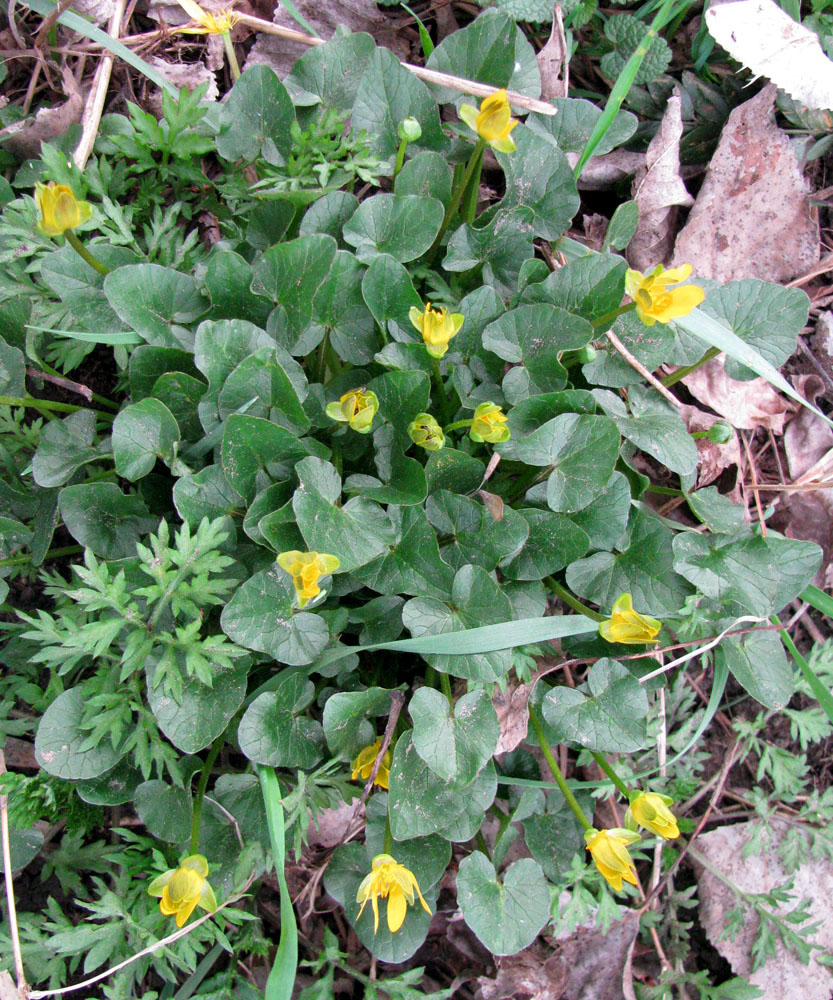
[
  {"xmin": 672, "ymin": 84, "xmax": 818, "ymax": 284},
  {"xmin": 628, "ymin": 91, "xmax": 693, "ymax": 270},
  {"xmin": 0, "ymin": 70, "xmax": 84, "ymax": 160},
  {"xmin": 245, "ymin": 0, "xmax": 407, "ymax": 78},
  {"xmin": 682, "ymin": 358, "xmax": 795, "ymax": 432},
  {"xmin": 568, "ymin": 150, "xmax": 646, "ymax": 191},
  {"xmin": 694, "ymin": 821, "xmax": 833, "ymax": 1000},
  {"xmin": 144, "ymin": 57, "xmax": 219, "ymax": 115},
  {"xmin": 679, "ymin": 403, "xmax": 742, "ymax": 486},
  {"xmin": 493, "ymin": 680, "xmax": 533, "ymax": 754},
  {"xmin": 537, "ymin": 2, "xmax": 568, "ymax": 101},
  {"xmin": 73, "ymin": 0, "xmax": 116, "ymax": 23},
  {"xmin": 306, "ymin": 799, "xmax": 360, "ymax": 849},
  {"xmin": 706, "ymin": 0, "xmax": 833, "ymax": 111}
]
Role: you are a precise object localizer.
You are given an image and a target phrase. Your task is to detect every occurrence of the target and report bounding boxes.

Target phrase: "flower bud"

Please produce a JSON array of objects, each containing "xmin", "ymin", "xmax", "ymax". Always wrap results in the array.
[
  {"xmin": 35, "ymin": 182, "xmax": 92, "ymax": 237},
  {"xmin": 325, "ymin": 388, "xmax": 379, "ymax": 434},
  {"xmin": 470, "ymin": 402, "xmax": 510, "ymax": 444},
  {"xmin": 704, "ymin": 420, "xmax": 733, "ymax": 444},
  {"xmin": 398, "ymin": 117, "xmax": 422, "ymax": 143},
  {"xmin": 408, "ymin": 412, "xmax": 445, "ymax": 451}
]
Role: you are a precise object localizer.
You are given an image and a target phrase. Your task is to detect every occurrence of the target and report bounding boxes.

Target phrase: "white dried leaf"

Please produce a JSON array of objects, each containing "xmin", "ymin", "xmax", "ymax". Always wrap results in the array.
[{"xmin": 706, "ymin": 0, "xmax": 833, "ymax": 110}]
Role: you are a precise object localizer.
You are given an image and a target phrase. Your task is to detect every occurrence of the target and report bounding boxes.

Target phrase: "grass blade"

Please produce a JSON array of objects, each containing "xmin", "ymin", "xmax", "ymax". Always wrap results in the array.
[
  {"xmin": 800, "ymin": 584, "xmax": 833, "ymax": 619},
  {"xmin": 257, "ymin": 766, "xmax": 297, "ymax": 1000},
  {"xmin": 573, "ymin": 0, "xmax": 685, "ymax": 179}
]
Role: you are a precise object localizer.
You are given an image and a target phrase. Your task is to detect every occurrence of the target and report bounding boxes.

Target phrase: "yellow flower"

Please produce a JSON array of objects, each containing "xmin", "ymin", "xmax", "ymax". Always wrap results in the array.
[
  {"xmin": 458, "ymin": 89, "xmax": 519, "ymax": 153},
  {"xmin": 276, "ymin": 550, "xmax": 340, "ymax": 608},
  {"xmin": 325, "ymin": 388, "xmax": 379, "ymax": 434},
  {"xmin": 148, "ymin": 854, "xmax": 217, "ymax": 928},
  {"xmin": 470, "ymin": 402, "xmax": 510, "ymax": 444},
  {"xmin": 35, "ymin": 182, "xmax": 92, "ymax": 237},
  {"xmin": 408, "ymin": 413, "xmax": 445, "ymax": 452},
  {"xmin": 628, "ymin": 792, "xmax": 680, "ymax": 840},
  {"xmin": 356, "ymin": 854, "xmax": 432, "ymax": 934},
  {"xmin": 584, "ymin": 828, "xmax": 641, "ymax": 892},
  {"xmin": 351, "ymin": 739, "xmax": 391, "ymax": 790},
  {"xmin": 599, "ymin": 593, "xmax": 661, "ymax": 645},
  {"xmin": 173, "ymin": 0, "xmax": 239, "ymax": 33},
  {"xmin": 408, "ymin": 303, "xmax": 464, "ymax": 359},
  {"xmin": 624, "ymin": 264, "xmax": 705, "ymax": 326}
]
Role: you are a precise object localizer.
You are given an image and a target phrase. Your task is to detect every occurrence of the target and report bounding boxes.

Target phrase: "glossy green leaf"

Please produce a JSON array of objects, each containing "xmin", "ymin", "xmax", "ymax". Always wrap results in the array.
[
  {"xmin": 134, "ymin": 780, "xmax": 191, "ymax": 842},
  {"xmin": 35, "ymin": 687, "xmax": 125, "ymax": 780},
  {"xmin": 59, "ymin": 483, "xmax": 156, "ymax": 559},
  {"xmin": 323, "ymin": 686, "xmax": 396, "ymax": 759},
  {"xmin": 104, "ymin": 264, "xmax": 207, "ymax": 349},
  {"xmin": 238, "ymin": 674, "xmax": 324, "ymax": 768},
  {"xmin": 502, "ymin": 508, "xmax": 590, "ymax": 580},
  {"xmin": 112, "ymin": 398, "xmax": 180, "ymax": 482},
  {"xmin": 410, "ymin": 687, "xmax": 499, "ymax": 786},
  {"xmin": 343, "ymin": 193, "xmax": 444, "ymax": 264},
  {"xmin": 426, "ymin": 490, "xmax": 528, "ymax": 572},
  {"xmin": 32, "ymin": 409, "xmax": 99, "ymax": 488},
  {"xmin": 216, "ymin": 65, "xmax": 296, "ymax": 163},
  {"xmin": 443, "ymin": 207, "xmax": 535, "ymax": 298},
  {"xmin": 717, "ymin": 631, "xmax": 792, "ymax": 710}
]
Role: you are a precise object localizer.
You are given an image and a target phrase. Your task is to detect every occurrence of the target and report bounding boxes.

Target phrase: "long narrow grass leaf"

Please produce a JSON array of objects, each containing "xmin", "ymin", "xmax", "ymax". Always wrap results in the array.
[
  {"xmin": 775, "ymin": 617, "xmax": 833, "ymax": 725},
  {"xmin": 257, "ymin": 767, "xmax": 297, "ymax": 1000},
  {"xmin": 675, "ymin": 309, "xmax": 833, "ymax": 429},
  {"xmin": 22, "ymin": 0, "xmax": 179, "ymax": 97},
  {"xmin": 29, "ymin": 325, "xmax": 143, "ymax": 345},
  {"xmin": 401, "ymin": 3, "xmax": 434, "ymax": 58},
  {"xmin": 273, "ymin": 0, "xmax": 321, "ymax": 38},
  {"xmin": 573, "ymin": 0, "xmax": 682, "ymax": 179},
  {"xmin": 800, "ymin": 584, "xmax": 833, "ymax": 619}
]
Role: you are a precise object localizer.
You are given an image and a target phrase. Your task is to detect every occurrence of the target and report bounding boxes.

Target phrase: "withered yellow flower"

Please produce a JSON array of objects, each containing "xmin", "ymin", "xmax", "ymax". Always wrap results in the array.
[
  {"xmin": 35, "ymin": 182, "xmax": 92, "ymax": 237},
  {"xmin": 356, "ymin": 854, "xmax": 432, "ymax": 933},
  {"xmin": 351, "ymin": 739, "xmax": 391, "ymax": 790},
  {"xmin": 458, "ymin": 89, "xmax": 519, "ymax": 153},
  {"xmin": 173, "ymin": 0, "xmax": 239, "ymax": 34},
  {"xmin": 624, "ymin": 264, "xmax": 705, "ymax": 326},
  {"xmin": 408, "ymin": 413, "xmax": 445, "ymax": 452},
  {"xmin": 325, "ymin": 388, "xmax": 379, "ymax": 434},
  {"xmin": 628, "ymin": 792, "xmax": 680, "ymax": 840},
  {"xmin": 408, "ymin": 303, "xmax": 464, "ymax": 359},
  {"xmin": 277, "ymin": 550, "xmax": 340, "ymax": 608},
  {"xmin": 599, "ymin": 593, "xmax": 661, "ymax": 645},
  {"xmin": 148, "ymin": 854, "xmax": 217, "ymax": 928},
  {"xmin": 470, "ymin": 402, "xmax": 510, "ymax": 444},
  {"xmin": 585, "ymin": 828, "xmax": 641, "ymax": 892}
]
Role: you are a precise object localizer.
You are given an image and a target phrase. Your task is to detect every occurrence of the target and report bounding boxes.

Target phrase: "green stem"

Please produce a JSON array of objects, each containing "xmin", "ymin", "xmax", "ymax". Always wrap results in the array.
[
  {"xmin": 0, "ymin": 396, "xmax": 113, "ymax": 420},
  {"xmin": 591, "ymin": 302, "xmax": 637, "ymax": 330},
  {"xmin": 393, "ymin": 138, "xmax": 409, "ymax": 179},
  {"xmin": 432, "ymin": 358, "xmax": 454, "ymax": 426},
  {"xmin": 645, "ymin": 485, "xmax": 684, "ymax": 497},
  {"xmin": 443, "ymin": 419, "xmax": 473, "ymax": 433},
  {"xmin": 545, "ymin": 578, "xmax": 605, "ymax": 622},
  {"xmin": 190, "ymin": 736, "xmax": 224, "ymax": 855},
  {"xmin": 475, "ymin": 829, "xmax": 491, "ymax": 859},
  {"xmin": 440, "ymin": 672, "xmax": 453, "ymax": 710},
  {"xmin": 65, "ymin": 231, "xmax": 109, "ymax": 277},
  {"xmin": 0, "ymin": 544, "xmax": 82, "ymax": 569},
  {"xmin": 661, "ymin": 347, "xmax": 720, "ymax": 388},
  {"xmin": 461, "ymin": 143, "xmax": 484, "ymax": 225},
  {"xmin": 383, "ymin": 812, "xmax": 393, "ymax": 855},
  {"xmin": 221, "ymin": 30, "xmax": 241, "ymax": 81},
  {"xmin": 427, "ymin": 138, "xmax": 487, "ymax": 261},
  {"xmin": 528, "ymin": 705, "xmax": 592, "ymax": 832},
  {"xmin": 592, "ymin": 753, "xmax": 632, "ymax": 799}
]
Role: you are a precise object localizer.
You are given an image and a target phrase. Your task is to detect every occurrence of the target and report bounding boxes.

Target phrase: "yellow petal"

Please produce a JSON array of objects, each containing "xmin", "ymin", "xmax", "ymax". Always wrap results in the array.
[
  {"xmin": 659, "ymin": 263, "xmax": 692, "ymax": 285},
  {"xmin": 387, "ymin": 887, "xmax": 408, "ymax": 933}
]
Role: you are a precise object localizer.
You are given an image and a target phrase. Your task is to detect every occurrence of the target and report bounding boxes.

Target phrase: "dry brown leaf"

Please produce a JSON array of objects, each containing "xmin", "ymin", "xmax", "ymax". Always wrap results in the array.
[
  {"xmin": 73, "ymin": 0, "xmax": 116, "ymax": 22},
  {"xmin": 0, "ymin": 972, "xmax": 22, "ymax": 1000},
  {"xmin": 784, "ymin": 374, "xmax": 833, "ymax": 479},
  {"xmin": 245, "ymin": 0, "xmax": 407, "ymax": 78},
  {"xmin": 568, "ymin": 150, "xmax": 646, "ymax": 191},
  {"xmin": 672, "ymin": 84, "xmax": 818, "ymax": 283},
  {"xmin": 145, "ymin": 57, "xmax": 219, "ymax": 114},
  {"xmin": 694, "ymin": 821, "xmax": 833, "ymax": 1000},
  {"xmin": 679, "ymin": 403, "xmax": 742, "ymax": 486},
  {"xmin": 682, "ymin": 357, "xmax": 795, "ymax": 432},
  {"xmin": 1, "ymin": 71, "xmax": 84, "ymax": 160},
  {"xmin": 305, "ymin": 800, "xmax": 360, "ymax": 849},
  {"xmin": 537, "ymin": 4, "xmax": 568, "ymax": 101},
  {"xmin": 628, "ymin": 91, "xmax": 693, "ymax": 270},
  {"xmin": 493, "ymin": 680, "xmax": 533, "ymax": 755}
]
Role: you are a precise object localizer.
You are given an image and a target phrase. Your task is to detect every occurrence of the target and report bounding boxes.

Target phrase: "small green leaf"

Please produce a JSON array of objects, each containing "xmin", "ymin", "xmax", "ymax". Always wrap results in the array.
[
  {"xmin": 343, "ymin": 194, "xmax": 444, "ymax": 264},
  {"xmin": 134, "ymin": 780, "xmax": 191, "ymax": 842},
  {"xmin": 204, "ymin": 250, "xmax": 271, "ymax": 326},
  {"xmin": 388, "ymin": 733, "xmax": 497, "ymax": 839},
  {"xmin": 313, "ymin": 251, "xmax": 379, "ymax": 364},
  {"xmin": 129, "ymin": 346, "xmax": 200, "ymax": 401},
  {"xmin": 426, "ymin": 490, "xmax": 528, "ymax": 572},
  {"xmin": 299, "ymin": 191, "xmax": 360, "ymax": 241},
  {"xmin": 35, "ymin": 687, "xmax": 125, "ymax": 780},
  {"xmin": 601, "ymin": 16, "xmax": 671, "ymax": 85},
  {"xmin": 216, "ymin": 65, "xmax": 296, "ymax": 163},
  {"xmin": 147, "ymin": 661, "xmax": 248, "ymax": 754},
  {"xmin": 0, "ymin": 335, "xmax": 25, "ymax": 397},
  {"xmin": 221, "ymin": 566, "xmax": 330, "ymax": 666},
  {"xmin": 32, "ymin": 410, "xmax": 99, "ymax": 488},
  {"xmin": 112, "ymin": 398, "xmax": 180, "ymax": 482},
  {"xmin": 77, "ymin": 759, "xmax": 143, "ymax": 806},
  {"xmin": 361, "ymin": 253, "xmax": 423, "ymax": 338},
  {"xmin": 59, "ymin": 483, "xmax": 156, "ymax": 559},
  {"xmin": 603, "ymin": 201, "xmax": 639, "ymax": 251},
  {"xmin": 717, "ymin": 632, "xmax": 793, "ymax": 710},
  {"xmin": 238, "ymin": 674, "xmax": 324, "ymax": 768},
  {"xmin": 527, "ymin": 98, "xmax": 636, "ymax": 156},
  {"xmin": 173, "ymin": 465, "xmax": 244, "ymax": 525},
  {"xmin": 395, "ymin": 151, "xmax": 453, "ymax": 206},
  {"xmin": 496, "ymin": 126, "xmax": 579, "ymax": 241},
  {"xmin": 457, "ymin": 853, "xmax": 550, "ymax": 956},
  {"xmin": 542, "ymin": 658, "xmax": 649, "ymax": 752},
  {"xmin": 410, "ymin": 687, "xmax": 499, "ymax": 786},
  {"xmin": 443, "ymin": 208, "xmax": 535, "ymax": 298},
  {"xmin": 323, "ymin": 686, "xmax": 396, "ymax": 759},
  {"xmin": 502, "ymin": 509, "xmax": 590, "ymax": 580},
  {"xmin": 521, "ymin": 252, "xmax": 628, "ymax": 324},
  {"xmin": 568, "ymin": 472, "xmax": 631, "ymax": 551},
  {"xmin": 284, "ymin": 32, "xmax": 376, "ymax": 110},
  {"xmin": 217, "ymin": 349, "xmax": 309, "ymax": 434},
  {"xmin": 104, "ymin": 264, "xmax": 207, "ymax": 349},
  {"xmin": 0, "ymin": 827, "xmax": 43, "ymax": 874},
  {"xmin": 352, "ymin": 46, "xmax": 447, "ymax": 158}
]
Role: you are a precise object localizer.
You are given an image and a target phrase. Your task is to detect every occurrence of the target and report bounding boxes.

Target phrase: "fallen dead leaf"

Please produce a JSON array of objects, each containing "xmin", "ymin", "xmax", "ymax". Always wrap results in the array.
[
  {"xmin": 672, "ymin": 84, "xmax": 818, "ymax": 284},
  {"xmin": 0, "ymin": 70, "xmax": 84, "ymax": 160},
  {"xmin": 628, "ymin": 91, "xmax": 693, "ymax": 270},
  {"xmin": 694, "ymin": 820, "xmax": 833, "ymax": 1000},
  {"xmin": 682, "ymin": 358, "xmax": 795, "ymax": 433},
  {"xmin": 679, "ymin": 403, "xmax": 742, "ymax": 487},
  {"xmin": 306, "ymin": 799, "xmax": 361, "ymax": 849},
  {"xmin": 145, "ymin": 57, "xmax": 219, "ymax": 114},
  {"xmin": 567, "ymin": 150, "xmax": 646, "ymax": 191},
  {"xmin": 245, "ymin": 0, "xmax": 407, "ymax": 78},
  {"xmin": 537, "ymin": 4, "xmax": 568, "ymax": 101},
  {"xmin": 476, "ymin": 913, "xmax": 640, "ymax": 1000},
  {"xmin": 494, "ymin": 680, "xmax": 533, "ymax": 754}
]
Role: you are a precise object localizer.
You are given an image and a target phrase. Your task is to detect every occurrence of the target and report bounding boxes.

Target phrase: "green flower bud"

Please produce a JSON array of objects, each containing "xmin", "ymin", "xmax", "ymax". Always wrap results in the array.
[
  {"xmin": 408, "ymin": 412, "xmax": 445, "ymax": 452},
  {"xmin": 704, "ymin": 420, "xmax": 733, "ymax": 444},
  {"xmin": 398, "ymin": 117, "xmax": 422, "ymax": 143}
]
